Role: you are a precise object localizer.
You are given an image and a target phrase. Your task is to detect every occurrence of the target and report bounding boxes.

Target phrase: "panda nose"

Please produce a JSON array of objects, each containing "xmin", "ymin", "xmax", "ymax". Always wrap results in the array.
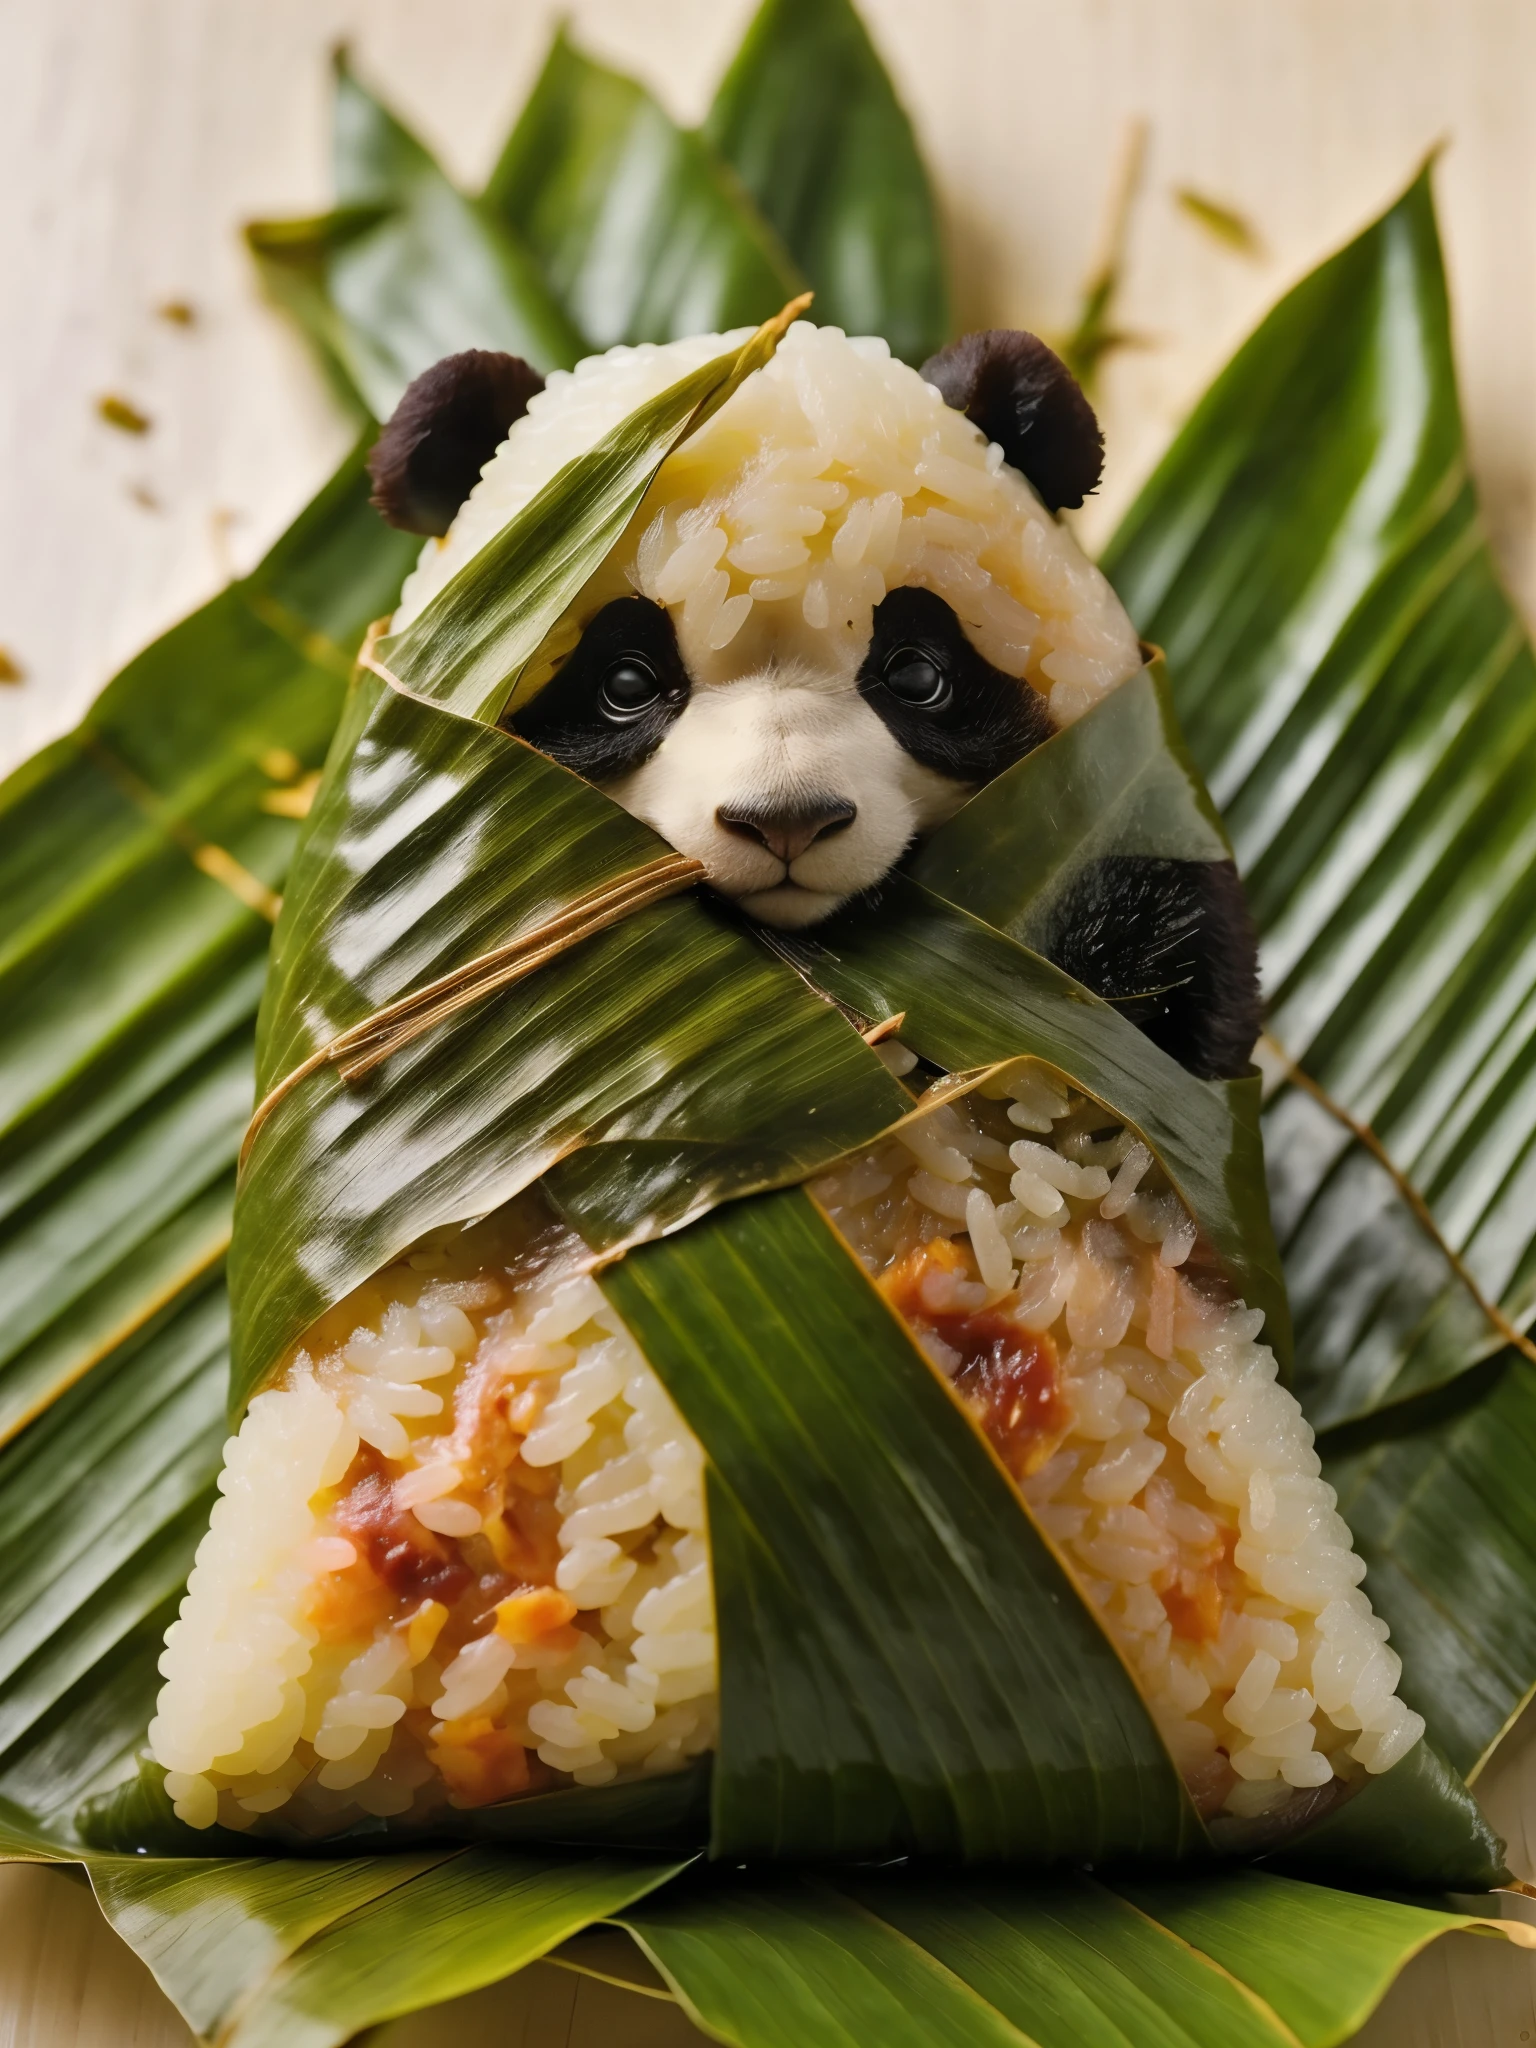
[{"xmin": 715, "ymin": 797, "xmax": 857, "ymax": 865}]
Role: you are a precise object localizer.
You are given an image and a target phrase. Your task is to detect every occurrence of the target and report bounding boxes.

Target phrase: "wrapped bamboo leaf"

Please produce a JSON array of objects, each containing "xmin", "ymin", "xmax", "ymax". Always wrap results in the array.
[{"xmin": 122, "ymin": 308, "xmax": 1497, "ymax": 1883}]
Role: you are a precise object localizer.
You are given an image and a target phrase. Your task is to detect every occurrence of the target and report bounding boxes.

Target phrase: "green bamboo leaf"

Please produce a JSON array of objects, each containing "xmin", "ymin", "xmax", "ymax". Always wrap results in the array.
[
  {"xmin": 841, "ymin": 1870, "xmax": 1299, "ymax": 2047},
  {"xmin": 909, "ymin": 664, "xmax": 1232, "ymax": 945},
  {"xmin": 484, "ymin": 31, "xmax": 804, "ymax": 349},
  {"xmin": 1112, "ymin": 1868, "xmax": 1513, "ymax": 2048},
  {"xmin": 240, "ymin": 205, "xmax": 392, "ymax": 421},
  {"xmin": 1103, "ymin": 168, "xmax": 1536, "ymax": 1432},
  {"xmin": 0, "ymin": 1793, "xmax": 65, "ymax": 1858},
  {"xmin": 248, "ymin": 55, "xmax": 583, "ymax": 417},
  {"xmin": 619, "ymin": 1872, "xmax": 1035, "ymax": 2048},
  {"xmin": 220, "ymin": 1848, "xmax": 687, "ymax": 2048},
  {"xmin": 603, "ymin": 1185, "xmax": 1201, "ymax": 1864},
  {"xmin": 89, "ymin": 1850, "xmax": 456, "ymax": 2039},
  {"xmin": 779, "ymin": 874, "xmax": 1291, "ymax": 1370},
  {"xmin": 0, "ymin": 446, "xmax": 414, "ymax": 1444},
  {"xmin": 0, "ymin": 1279, "xmax": 226, "ymax": 1837},
  {"xmin": 622, "ymin": 1867, "xmax": 1527, "ymax": 2048},
  {"xmin": 1263, "ymin": 1734, "xmax": 1506, "ymax": 1890},
  {"xmin": 1325, "ymin": 1359, "xmax": 1536, "ymax": 1780},
  {"xmin": 704, "ymin": 0, "xmax": 947, "ymax": 363}
]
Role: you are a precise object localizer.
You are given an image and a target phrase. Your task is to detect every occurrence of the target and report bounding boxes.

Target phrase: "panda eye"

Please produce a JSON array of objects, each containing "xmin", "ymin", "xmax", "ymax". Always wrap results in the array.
[
  {"xmin": 599, "ymin": 657, "xmax": 663, "ymax": 721},
  {"xmin": 881, "ymin": 645, "xmax": 950, "ymax": 710}
]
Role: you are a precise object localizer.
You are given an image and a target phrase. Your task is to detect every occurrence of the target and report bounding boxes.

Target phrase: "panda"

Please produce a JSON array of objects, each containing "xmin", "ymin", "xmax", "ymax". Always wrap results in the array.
[{"xmin": 369, "ymin": 323, "xmax": 1260, "ymax": 1082}]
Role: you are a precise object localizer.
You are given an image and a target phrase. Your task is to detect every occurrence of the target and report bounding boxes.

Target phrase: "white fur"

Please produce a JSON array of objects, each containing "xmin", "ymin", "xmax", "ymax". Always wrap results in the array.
[{"xmin": 604, "ymin": 662, "xmax": 965, "ymax": 929}]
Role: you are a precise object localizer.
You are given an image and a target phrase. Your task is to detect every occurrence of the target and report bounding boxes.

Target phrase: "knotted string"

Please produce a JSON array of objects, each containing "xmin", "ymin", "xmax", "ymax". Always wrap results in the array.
[{"xmin": 237, "ymin": 645, "xmax": 707, "ymax": 1181}]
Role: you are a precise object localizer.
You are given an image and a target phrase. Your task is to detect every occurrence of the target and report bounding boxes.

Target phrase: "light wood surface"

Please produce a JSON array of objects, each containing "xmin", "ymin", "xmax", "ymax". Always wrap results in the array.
[
  {"xmin": 3, "ymin": 0, "xmax": 1535, "ymax": 778},
  {"xmin": 4, "ymin": 1, "xmax": 1536, "ymax": 2040}
]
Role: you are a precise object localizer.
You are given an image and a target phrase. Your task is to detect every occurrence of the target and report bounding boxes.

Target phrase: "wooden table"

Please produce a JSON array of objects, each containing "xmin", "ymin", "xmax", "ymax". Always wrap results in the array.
[{"xmin": 3, "ymin": 1, "xmax": 1535, "ymax": 2038}]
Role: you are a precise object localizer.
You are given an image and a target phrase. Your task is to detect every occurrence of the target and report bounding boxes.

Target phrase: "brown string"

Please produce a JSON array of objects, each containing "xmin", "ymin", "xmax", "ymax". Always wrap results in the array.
[
  {"xmin": 238, "ymin": 851, "xmax": 705, "ymax": 1176},
  {"xmin": 241, "ymin": 294, "xmax": 825, "ymax": 1177},
  {"xmin": 1261, "ymin": 1031, "xmax": 1536, "ymax": 1370}
]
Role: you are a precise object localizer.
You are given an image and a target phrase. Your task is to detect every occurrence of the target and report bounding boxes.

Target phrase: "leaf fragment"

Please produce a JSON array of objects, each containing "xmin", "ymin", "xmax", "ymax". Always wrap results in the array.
[
  {"xmin": 1175, "ymin": 187, "xmax": 1265, "ymax": 257},
  {"xmin": 97, "ymin": 394, "xmax": 152, "ymax": 435}
]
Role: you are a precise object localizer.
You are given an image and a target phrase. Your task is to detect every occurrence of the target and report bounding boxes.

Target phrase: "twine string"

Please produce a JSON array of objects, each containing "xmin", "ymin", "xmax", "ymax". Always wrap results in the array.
[{"xmin": 238, "ymin": 851, "xmax": 705, "ymax": 1176}]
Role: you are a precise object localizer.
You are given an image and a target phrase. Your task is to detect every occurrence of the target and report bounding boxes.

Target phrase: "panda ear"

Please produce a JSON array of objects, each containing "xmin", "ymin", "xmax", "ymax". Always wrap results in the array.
[
  {"xmin": 919, "ymin": 330, "xmax": 1103, "ymax": 514},
  {"xmin": 367, "ymin": 350, "xmax": 545, "ymax": 536}
]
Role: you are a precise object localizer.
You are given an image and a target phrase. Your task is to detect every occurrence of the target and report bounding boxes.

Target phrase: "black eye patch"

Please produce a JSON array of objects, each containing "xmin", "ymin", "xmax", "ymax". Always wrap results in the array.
[
  {"xmin": 857, "ymin": 586, "xmax": 1054, "ymax": 784},
  {"xmin": 504, "ymin": 596, "xmax": 691, "ymax": 781}
]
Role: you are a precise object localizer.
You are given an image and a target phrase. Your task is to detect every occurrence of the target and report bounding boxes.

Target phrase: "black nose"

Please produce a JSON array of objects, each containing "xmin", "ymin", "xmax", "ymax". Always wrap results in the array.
[{"xmin": 716, "ymin": 797, "xmax": 857, "ymax": 865}]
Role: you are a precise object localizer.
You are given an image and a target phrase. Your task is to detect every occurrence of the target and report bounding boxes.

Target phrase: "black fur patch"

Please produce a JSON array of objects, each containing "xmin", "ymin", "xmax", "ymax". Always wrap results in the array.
[
  {"xmin": 921, "ymin": 330, "xmax": 1103, "ymax": 514},
  {"xmin": 369, "ymin": 351, "xmax": 544, "ymax": 536},
  {"xmin": 505, "ymin": 596, "xmax": 691, "ymax": 781},
  {"xmin": 1038, "ymin": 856, "xmax": 1262, "ymax": 1080},
  {"xmin": 857, "ymin": 586, "xmax": 1054, "ymax": 784}
]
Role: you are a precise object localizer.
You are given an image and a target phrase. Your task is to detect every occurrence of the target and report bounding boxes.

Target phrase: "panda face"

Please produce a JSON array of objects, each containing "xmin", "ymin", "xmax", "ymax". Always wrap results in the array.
[{"xmin": 507, "ymin": 585, "xmax": 1054, "ymax": 929}]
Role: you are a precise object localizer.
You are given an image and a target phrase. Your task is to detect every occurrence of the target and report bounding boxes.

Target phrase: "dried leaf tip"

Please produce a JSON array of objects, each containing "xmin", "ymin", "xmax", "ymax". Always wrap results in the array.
[
  {"xmin": 861, "ymin": 1013, "xmax": 907, "ymax": 1046},
  {"xmin": 765, "ymin": 289, "xmax": 815, "ymax": 339}
]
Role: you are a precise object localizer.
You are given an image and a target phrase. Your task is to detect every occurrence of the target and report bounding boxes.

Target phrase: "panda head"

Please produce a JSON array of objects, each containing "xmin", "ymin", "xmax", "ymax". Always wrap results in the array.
[{"xmin": 375, "ymin": 325, "xmax": 1142, "ymax": 930}]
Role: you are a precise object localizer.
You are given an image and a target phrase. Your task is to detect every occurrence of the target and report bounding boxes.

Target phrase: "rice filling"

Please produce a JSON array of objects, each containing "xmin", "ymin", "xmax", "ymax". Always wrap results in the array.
[
  {"xmin": 814, "ymin": 1059, "xmax": 1425, "ymax": 1823},
  {"xmin": 150, "ymin": 1208, "xmax": 715, "ymax": 1834},
  {"xmin": 150, "ymin": 1067, "xmax": 1421, "ymax": 1838}
]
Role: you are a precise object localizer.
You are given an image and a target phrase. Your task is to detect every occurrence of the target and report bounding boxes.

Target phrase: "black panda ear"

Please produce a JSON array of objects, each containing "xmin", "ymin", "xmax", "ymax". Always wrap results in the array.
[
  {"xmin": 367, "ymin": 350, "xmax": 545, "ymax": 536},
  {"xmin": 919, "ymin": 330, "xmax": 1103, "ymax": 514}
]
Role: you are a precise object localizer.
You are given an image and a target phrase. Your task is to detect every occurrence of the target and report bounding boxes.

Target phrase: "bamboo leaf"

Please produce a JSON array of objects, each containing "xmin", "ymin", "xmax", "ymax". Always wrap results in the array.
[
  {"xmin": 840, "ymin": 1871, "xmax": 1300, "ymax": 2047},
  {"xmin": 89, "ymin": 1850, "xmax": 456, "ymax": 2039},
  {"xmin": 0, "ymin": 1278, "xmax": 226, "ymax": 1837},
  {"xmin": 619, "ymin": 1873, "xmax": 1036, "ymax": 2048},
  {"xmin": 1262, "ymin": 1734, "xmax": 1506, "ymax": 1890},
  {"xmin": 620, "ymin": 1867, "xmax": 1525, "ymax": 2048},
  {"xmin": 484, "ymin": 31, "xmax": 804, "ymax": 349},
  {"xmin": 705, "ymin": 0, "xmax": 948, "ymax": 364},
  {"xmin": 603, "ymin": 1185, "xmax": 1201, "ymax": 1865},
  {"xmin": 0, "ymin": 445, "xmax": 414, "ymax": 1445},
  {"xmin": 1102, "ymin": 165, "xmax": 1536, "ymax": 1791},
  {"xmin": 247, "ymin": 55, "xmax": 583, "ymax": 416},
  {"xmin": 909, "ymin": 664, "xmax": 1232, "ymax": 945},
  {"xmin": 221, "ymin": 1848, "xmax": 686, "ymax": 2048},
  {"xmin": 1103, "ymin": 168, "xmax": 1536, "ymax": 1432},
  {"xmin": 87, "ymin": 1846, "xmax": 685, "ymax": 2048},
  {"xmin": 0, "ymin": 447, "xmax": 416, "ymax": 1849},
  {"xmin": 1111, "ymin": 1868, "xmax": 1514, "ymax": 2048},
  {"xmin": 1325, "ymin": 1359, "xmax": 1536, "ymax": 1781},
  {"xmin": 239, "ymin": 205, "xmax": 392, "ymax": 421}
]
